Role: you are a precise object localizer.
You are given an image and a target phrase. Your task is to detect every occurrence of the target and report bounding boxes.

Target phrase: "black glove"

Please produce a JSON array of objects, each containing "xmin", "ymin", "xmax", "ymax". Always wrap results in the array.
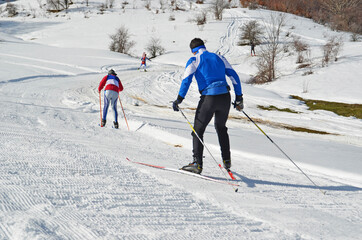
[
  {"xmin": 172, "ymin": 95, "xmax": 184, "ymax": 111},
  {"xmin": 233, "ymin": 95, "xmax": 244, "ymax": 111}
]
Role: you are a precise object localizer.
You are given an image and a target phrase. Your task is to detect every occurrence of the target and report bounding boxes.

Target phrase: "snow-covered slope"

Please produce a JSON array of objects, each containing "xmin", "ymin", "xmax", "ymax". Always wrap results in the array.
[{"xmin": 0, "ymin": 0, "xmax": 361, "ymax": 239}]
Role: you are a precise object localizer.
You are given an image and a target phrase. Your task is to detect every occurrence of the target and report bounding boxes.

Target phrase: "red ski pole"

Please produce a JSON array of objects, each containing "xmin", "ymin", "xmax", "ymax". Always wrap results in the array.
[
  {"xmin": 119, "ymin": 96, "xmax": 130, "ymax": 131},
  {"xmin": 99, "ymin": 91, "xmax": 103, "ymax": 127}
]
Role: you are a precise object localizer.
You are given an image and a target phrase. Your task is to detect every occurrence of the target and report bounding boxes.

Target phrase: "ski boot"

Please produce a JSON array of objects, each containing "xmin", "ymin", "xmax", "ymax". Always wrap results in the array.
[
  {"xmin": 223, "ymin": 159, "xmax": 231, "ymax": 170},
  {"xmin": 113, "ymin": 121, "xmax": 119, "ymax": 129},
  {"xmin": 101, "ymin": 119, "xmax": 106, "ymax": 127},
  {"xmin": 181, "ymin": 157, "xmax": 202, "ymax": 174}
]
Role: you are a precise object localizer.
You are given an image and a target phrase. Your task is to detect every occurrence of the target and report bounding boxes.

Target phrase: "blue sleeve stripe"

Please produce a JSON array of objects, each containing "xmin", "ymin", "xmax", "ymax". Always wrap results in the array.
[{"xmin": 178, "ymin": 75, "xmax": 194, "ymax": 98}]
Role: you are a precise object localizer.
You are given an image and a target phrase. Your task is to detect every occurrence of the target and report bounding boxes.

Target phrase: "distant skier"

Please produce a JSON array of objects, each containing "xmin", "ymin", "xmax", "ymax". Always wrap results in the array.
[
  {"xmin": 98, "ymin": 69, "xmax": 124, "ymax": 128},
  {"xmin": 250, "ymin": 41, "xmax": 256, "ymax": 56},
  {"xmin": 138, "ymin": 52, "xmax": 151, "ymax": 72},
  {"xmin": 172, "ymin": 38, "xmax": 244, "ymax": 174}
]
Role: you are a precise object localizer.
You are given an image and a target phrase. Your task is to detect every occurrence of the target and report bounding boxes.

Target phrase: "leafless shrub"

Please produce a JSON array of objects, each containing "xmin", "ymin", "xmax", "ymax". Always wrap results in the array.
[
  {"xmin": 46, "ymin": 0, "xmax": 71, "ymax": 12},
  {"xmin": 292, "ymin": 36, "xmax": 309, "ymax": 63},
  {"xmin": 169, "ymin": 14, "xmax": 175, "ymax": 21},
  {"xmin": 302, "ymin": 79, "xmax": 310, "ymax": 93},
  {"xmin": 99, "ymin": 3, "xmax": 107, "ymax": 13},
  {"xmin": 350, "ymin": 23, "xmax": 361, "ymax": 41},
  {"xmin": 251, "ymin": 13, "xmax": 286, "ymax": 84},
  {"xmin": 193, "ymin": 11, "xmax": 207, "ymax": 25},
  {"xmin": 302, "ymin": 70, "xmax": 314, "ymax": 76},
  {"xmin": 239, "ymin": 20, "xmax": 263, "ymax": 45},
  {"xmin": 5, "ymin": 3, "xmax": 18, "ymax": 17},
  {"xmin": 109, "ymin": 0, "xmax": 115, "ymax": 8},
  {"xmin": 159, "ymin": 0, "xmax": 166, "ymax": 12},
  {"xmin": 121, "ymin": 1, "xmax": 129, "ymax": 12},
  {"xmin": 109, "ymin": 26, "xmax": 136, "ymax": 54},
  {"xmin": 146, "ymin": 37, "xmax": 166, "ymax": 58},
  {"xmin": 144, "ymin": 0, "xmax": 151, "ymax": 10},
  {"xmin": 322, "ymin": 36, "xmax": 343, "ymax": 66},
  {"xmin": 196, "ymin": 0, "xmax": 204, "ymax": 4},
  {"xmin": 210, "ymin": 0, "xmax": 229, "ymax": 20},
  {"xmin": 350, "ymin": 33, "xmax": 360, "ymax": 42},
  {"xmin": 97, "ymin": 0, "xmax": 115, "ymax": 12}
]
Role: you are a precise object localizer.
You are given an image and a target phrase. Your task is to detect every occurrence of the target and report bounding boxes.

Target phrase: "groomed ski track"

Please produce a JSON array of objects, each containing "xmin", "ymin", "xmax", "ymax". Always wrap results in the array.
[{"xmin": 1, "ymin": 8, "xmax": 362, "ymax": 240}]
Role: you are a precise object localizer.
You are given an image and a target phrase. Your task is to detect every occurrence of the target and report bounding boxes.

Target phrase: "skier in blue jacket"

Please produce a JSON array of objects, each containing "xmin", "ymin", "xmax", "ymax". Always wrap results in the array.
[{"xmin": 172, "ymin": 38, "xmax": 244, "ymax": 174}]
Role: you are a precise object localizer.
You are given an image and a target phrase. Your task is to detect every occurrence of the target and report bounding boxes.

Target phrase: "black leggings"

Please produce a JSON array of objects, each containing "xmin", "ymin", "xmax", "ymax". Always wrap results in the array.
[{"xmin": 192, "ymin": 93, "xmax": 231, "ymax": 165}]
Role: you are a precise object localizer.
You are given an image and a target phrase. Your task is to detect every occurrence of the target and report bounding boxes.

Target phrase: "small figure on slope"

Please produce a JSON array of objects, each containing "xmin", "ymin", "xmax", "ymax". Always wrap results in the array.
[
  {"xmin": 172, "ymin": 38, "xmax": 244, "ymax": 174},
  {"xmin": 250, "ymin": 41, "xmax": 256, "ymax": 56},
  {"xmin": 98, "ymin": 69, "xmax": 124, "ymax": 129},
  {"xmin": 138, "ymin": 52, "xmax": 151, "ymax": 72}
]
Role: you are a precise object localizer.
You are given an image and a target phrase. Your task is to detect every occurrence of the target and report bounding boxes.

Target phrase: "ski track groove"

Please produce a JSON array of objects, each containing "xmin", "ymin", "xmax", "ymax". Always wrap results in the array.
[{"xmin": 0, "ymin": 123, "xmax": 295, "ymax": 239}]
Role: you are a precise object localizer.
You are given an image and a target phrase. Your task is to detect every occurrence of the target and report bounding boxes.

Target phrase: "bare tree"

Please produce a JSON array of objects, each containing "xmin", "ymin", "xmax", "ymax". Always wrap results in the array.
[
  {"xmin": 239, "ymin": 20, "xmax": 263, "ymax": 45},
  {"xmin": 253, "ymin": 13, "xmax": 286, "ymax": 84},
  {"xmin": 46, "ymin": 0, "xmax": 72, "ymax": 12},
  {"xmin": 322, "ymin": 36, "xmax": 343, "ymax": 67},
  {"xmin": 193, "ymin": 10, "xmax": 208, "ymax": 25},
  {"xmin": 109, "ymin": 26, "xmax": 136, "ymax": 54},
  {"xmin": 210, "ymin": 0, "xmax": 229, "ymax": 20},
  {"xmin": 146, "ymin": 37, "xmax": 166, "ymax": 58}
]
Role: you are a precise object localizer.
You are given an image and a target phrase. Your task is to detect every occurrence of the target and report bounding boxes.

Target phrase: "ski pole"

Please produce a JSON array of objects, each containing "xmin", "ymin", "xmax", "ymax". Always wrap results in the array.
[
  {"xmin": 99, "ymin": 91, "xmax": 103, "ymax": 127},
  {"xmin": 242, "ymin": 110, "xmax": 326, "ymax": 195},
  {"xmin": 119, "ymin": 96, "xmax": 130, "ymax": 131},
  {"xmin": 179, "ymin": 108, "xmax": 238, "ymax": 192}
]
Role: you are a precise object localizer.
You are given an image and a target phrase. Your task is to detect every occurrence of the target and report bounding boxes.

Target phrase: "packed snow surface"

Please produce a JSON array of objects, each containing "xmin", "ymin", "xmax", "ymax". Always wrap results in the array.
[{"xmin": 0, "ymin": 0, "xmax": 361, "ymax": 239}]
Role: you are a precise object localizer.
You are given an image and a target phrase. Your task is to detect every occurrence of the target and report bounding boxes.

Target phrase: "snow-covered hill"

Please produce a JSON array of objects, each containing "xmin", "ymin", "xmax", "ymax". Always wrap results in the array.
[{"xmin": 0, "ymin": 0, "xmax": 361, "ymax": 239}]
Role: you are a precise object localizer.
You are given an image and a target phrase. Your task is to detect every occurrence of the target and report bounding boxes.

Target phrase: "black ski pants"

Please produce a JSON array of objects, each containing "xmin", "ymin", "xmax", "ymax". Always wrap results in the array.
[{"xmin": 192, "ymin": 93, "xmax": 231, "ymax": 166}]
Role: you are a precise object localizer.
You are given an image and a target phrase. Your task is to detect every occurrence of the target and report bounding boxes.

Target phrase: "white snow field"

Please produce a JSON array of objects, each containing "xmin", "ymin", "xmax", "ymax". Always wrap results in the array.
[{"xmin": 0, "ymin": 0, "xmax": 361, "ymax": 239}]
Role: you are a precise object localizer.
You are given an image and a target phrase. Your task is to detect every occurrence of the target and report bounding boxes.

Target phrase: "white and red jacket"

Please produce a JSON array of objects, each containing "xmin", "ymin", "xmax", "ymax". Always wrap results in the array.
[{"xmin": 98, "ymin": 74, "xmax": 123, "ymax": 93}]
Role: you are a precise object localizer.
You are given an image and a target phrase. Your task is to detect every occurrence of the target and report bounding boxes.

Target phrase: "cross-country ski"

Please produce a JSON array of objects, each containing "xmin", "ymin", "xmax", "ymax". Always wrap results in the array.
[{"xmin": 126, "ymin": 158, "xmax": 242, "ymax": 189}]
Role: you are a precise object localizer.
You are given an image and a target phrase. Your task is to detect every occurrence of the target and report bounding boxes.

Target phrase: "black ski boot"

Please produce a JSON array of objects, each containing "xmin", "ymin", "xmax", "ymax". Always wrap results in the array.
[
  {"xmin": 223, "ymin": 159, "xmax": 231, "ymax": 170},
  {"xmin": 101, "ymin": 119, "xmax": 106, "ymax": 127},
  {"xmin": 113, "ymin": 121, "xmax": 119, "ymax": 129},
  {"xmin": 181, "ymin": 157, "xmax": 202, "ymax": 174}
]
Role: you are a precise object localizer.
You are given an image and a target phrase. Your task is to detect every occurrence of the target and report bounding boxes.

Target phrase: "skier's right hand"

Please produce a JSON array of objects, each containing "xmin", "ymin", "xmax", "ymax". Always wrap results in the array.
[
  {"xmin": 233, "ymin": 95, "xmax": 244, "ymax": 111},
  {"xmin": 172, "ymin": 95, "xmax": 184, "ymax": 111}
]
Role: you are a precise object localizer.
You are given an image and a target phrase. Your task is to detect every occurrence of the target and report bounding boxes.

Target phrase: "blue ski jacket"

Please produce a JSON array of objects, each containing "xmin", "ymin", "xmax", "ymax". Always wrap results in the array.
[{"xmin": 178, "ymin": 47, "xmax": 242, "ymax": 98}]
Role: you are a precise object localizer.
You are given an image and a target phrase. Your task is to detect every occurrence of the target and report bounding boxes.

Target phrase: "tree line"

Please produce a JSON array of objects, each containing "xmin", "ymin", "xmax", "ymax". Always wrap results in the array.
[{"xmin": 240, "ymin": 0, "xmax": 361, "ymax": 35}]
